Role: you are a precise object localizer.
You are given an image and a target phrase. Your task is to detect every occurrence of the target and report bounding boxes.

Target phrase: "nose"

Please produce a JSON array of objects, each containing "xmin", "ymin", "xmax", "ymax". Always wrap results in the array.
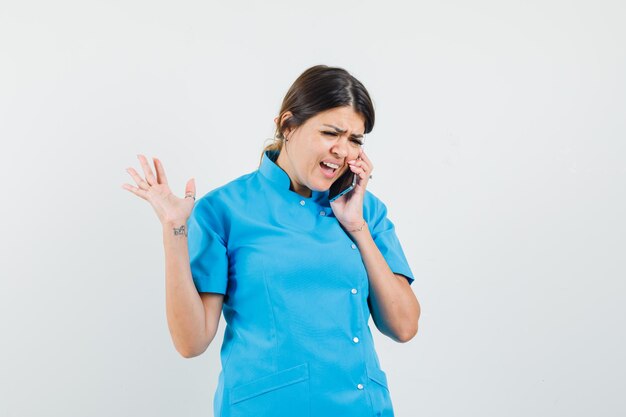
[{"xmin": 330, "ymin": 138, "xmax": 349, "ymax": 159}]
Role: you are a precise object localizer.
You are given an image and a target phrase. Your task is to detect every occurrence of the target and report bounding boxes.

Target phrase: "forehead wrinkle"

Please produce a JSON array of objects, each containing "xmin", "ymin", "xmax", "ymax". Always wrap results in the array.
[{"xmin": 321, "ymin": 124, "xmax": 364, "ymax": 138}]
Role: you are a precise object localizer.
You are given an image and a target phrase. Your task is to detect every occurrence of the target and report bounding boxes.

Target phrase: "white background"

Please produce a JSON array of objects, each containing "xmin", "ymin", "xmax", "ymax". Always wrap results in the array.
[{"xmin": 1, "ymin": 0, "xmax": 625, "ymax": 416}]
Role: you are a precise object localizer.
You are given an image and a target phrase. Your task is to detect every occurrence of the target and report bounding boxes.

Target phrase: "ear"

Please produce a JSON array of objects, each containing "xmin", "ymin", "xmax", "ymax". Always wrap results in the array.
[
  {"xmin": 279, "ymin": 111, "xmax": 294, "ymax": 137},
  {"xmin": 280, "ymin": 111, "xmax": 293, "ymax": 125}
]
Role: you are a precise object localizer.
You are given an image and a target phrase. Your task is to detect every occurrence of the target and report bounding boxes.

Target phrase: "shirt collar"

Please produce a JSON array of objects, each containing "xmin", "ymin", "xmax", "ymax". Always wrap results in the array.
[
  {"xmin": 260, "ymin": 149, "xmax": 291, "ymax": 189},
  {"xmin": 259, "ymin": 149, "xmax": 330, "ymax": 204}
]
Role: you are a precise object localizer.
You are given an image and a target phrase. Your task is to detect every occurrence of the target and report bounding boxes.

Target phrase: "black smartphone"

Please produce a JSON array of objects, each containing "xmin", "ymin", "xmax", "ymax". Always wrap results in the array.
[{"xmin": 329, "ymin": 169, "xmax": 357, "ymax": 202}]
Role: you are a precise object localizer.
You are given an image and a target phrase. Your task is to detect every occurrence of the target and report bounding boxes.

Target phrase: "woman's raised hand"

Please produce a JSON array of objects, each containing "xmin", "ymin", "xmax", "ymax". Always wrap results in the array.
[
  {"xmin": 330, "ymin": 148, "xmax": 374, "ymax": 233},
  {"xmin": 122, "ymin": 154, "xmax": 196, "ymax": 226}
]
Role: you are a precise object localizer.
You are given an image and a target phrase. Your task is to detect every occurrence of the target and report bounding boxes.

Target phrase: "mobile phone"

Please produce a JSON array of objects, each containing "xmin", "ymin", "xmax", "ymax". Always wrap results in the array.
[{"xmin": 329, "ymin": 168, "xmax": 357, "ymax": 202}]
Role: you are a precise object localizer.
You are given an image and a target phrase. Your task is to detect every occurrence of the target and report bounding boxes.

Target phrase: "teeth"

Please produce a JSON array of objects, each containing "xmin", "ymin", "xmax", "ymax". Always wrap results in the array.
[{"xmin": 322, "ymin": 161, "xmax": 339, "ymax": 169}]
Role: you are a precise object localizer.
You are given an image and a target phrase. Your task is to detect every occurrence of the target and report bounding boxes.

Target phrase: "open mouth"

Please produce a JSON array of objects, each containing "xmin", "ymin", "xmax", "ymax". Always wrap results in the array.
[{"xmin": 319, "ymin": 161, "xmax": 339, "ymax": 178}]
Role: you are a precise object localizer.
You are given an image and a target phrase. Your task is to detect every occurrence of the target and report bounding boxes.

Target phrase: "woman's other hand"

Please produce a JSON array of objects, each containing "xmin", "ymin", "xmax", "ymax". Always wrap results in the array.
[
  {"xmin": 330, "ymin": 148, "xmax": 374, "ymax": 231},
  {"xmin": 122, "ymin": 154, "xmax": 196, "ymax": 226}
]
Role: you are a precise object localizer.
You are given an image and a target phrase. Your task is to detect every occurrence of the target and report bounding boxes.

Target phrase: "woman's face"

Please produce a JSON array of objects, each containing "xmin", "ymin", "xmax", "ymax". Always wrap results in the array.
[{"xmin": 276, "ymin": 106, "xmax": 365, "ymax": 198}]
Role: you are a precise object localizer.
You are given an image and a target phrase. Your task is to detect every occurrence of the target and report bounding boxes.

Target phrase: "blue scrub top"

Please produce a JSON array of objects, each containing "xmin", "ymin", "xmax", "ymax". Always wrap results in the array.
[{"xmin": 188, "ymin": 149, "xmax": 415, "ymax": 417}]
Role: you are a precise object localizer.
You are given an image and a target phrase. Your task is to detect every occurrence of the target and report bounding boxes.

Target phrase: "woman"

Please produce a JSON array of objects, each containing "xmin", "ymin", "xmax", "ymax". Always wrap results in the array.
[{"xmin": 123, "ymin": 65, "xmax": 420, "ymax": 417}]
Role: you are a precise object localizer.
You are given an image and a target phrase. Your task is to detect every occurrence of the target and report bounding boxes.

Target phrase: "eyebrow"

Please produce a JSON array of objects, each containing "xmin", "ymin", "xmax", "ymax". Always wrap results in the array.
[{"xmin": 321, "ymin": 124, "xmax": 365, "ymax": 139}]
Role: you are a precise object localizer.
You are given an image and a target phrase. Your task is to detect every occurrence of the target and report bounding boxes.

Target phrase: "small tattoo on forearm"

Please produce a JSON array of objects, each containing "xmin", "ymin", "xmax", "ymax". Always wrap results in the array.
[{"xmin": 173, "ymin": 225, "xmax": 187, "ymax": 236}]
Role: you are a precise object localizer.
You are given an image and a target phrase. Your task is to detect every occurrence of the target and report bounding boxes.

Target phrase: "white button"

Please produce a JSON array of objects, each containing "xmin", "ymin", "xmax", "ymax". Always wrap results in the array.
[
  {"xmin": 353, "ymin": 337, "xmax": 359, "ymax": 343},
  {"xmin": 351, "ymin": 288, "xmax": 357, "ymax": 294},
  {"xmin": 300, "ymin": 200, "xmax": 305, "ymax": 206},
  {"xmin": 319, "ymin": 211, "xmax": 326, "ymax": 216},
  {"xmin": 351, "ymin": 244, "xmax": 357, "ymax": 249},
  {"xmin": 357, "ymin": 383, "xmax": 364, "ymax": 390}
]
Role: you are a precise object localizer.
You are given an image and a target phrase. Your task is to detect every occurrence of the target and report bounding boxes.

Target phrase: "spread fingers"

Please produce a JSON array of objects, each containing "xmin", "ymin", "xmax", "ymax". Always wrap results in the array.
[
  {"xmin": 122, "ymin": 183, "xmax": 148, "ymax": 200},
  {"xmin": 137, "ymin": 154, "xmax": 158, "ymax": 186},
  {"xmin": 126, "ymin": 167, "xmax": 151, "ymax": 190}
]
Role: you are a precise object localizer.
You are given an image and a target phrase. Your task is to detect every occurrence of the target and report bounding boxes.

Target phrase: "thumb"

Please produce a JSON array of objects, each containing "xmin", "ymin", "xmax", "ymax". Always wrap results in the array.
[{"xmin": 185, "ymin": 178, "xmax": 196, "ymax": 198}]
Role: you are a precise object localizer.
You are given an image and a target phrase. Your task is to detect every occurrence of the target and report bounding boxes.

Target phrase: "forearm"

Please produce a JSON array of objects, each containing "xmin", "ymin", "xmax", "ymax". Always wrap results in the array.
[
  {"xmin": 348, "ymin": 223, "xmax": 420, "ymax": 342},
  {"xmin": 162, "ymin": 221, "xmax": 207, "ymax": 357}
]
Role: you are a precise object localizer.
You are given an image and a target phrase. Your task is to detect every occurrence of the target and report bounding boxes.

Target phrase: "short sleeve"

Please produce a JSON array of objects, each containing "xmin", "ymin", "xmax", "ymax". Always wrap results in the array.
[
  {"xmin": 365, "ymin": 193, "xmax": 415, "ymax": 285},
  {"xmin": 187, "ymin": 197, "xmax": 229, "ymax": 294}
]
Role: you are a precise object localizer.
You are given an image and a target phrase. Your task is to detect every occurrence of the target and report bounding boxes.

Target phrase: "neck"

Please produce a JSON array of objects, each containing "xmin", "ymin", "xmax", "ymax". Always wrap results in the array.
[{"xmin": 275, "ymin": 150, "xmax": 312, "ymax": 198}]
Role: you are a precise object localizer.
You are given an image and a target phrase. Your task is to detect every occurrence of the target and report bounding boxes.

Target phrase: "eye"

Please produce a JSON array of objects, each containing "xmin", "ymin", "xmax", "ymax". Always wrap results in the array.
[
  {"xmin": 323, "ymin": 131, "xmax": 338, "ymax": 136},
  {"xmin": 351, "ymin": 138, "xmax": 364, "ymax": 146}
]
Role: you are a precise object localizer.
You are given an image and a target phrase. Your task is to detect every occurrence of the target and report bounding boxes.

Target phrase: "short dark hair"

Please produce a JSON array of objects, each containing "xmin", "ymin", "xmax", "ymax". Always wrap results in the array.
[{"xmin": 261, "ymin": 65, "xmax": 375, "ymax": 165}]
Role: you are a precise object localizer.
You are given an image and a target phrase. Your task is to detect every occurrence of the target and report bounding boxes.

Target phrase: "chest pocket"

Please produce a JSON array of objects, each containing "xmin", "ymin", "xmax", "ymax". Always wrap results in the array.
[{"xmin": 229, "ymin": 362, "xmax": 310, "ymax": 417}]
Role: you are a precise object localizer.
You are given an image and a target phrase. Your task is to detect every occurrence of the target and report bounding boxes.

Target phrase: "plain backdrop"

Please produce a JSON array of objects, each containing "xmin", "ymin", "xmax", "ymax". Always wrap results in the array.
[{"xmin": 1, "ymin": 0, "xmax": 625, "ymax": 416}]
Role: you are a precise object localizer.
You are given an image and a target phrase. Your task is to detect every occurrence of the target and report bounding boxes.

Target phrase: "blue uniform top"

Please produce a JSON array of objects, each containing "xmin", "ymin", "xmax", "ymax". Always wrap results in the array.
[{"xmin": 187, "ymin": 149, "xmax": 415, "ymax": 417}]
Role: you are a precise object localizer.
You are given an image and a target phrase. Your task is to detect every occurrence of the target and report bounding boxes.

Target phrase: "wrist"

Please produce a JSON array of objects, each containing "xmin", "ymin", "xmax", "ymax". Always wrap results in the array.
[
  {"xmin": 343, "ymin": 219, "xmax": 367, "ymax": 233},
  {"xmin": 163, "ymin": 219, "xmax": 188, "ymax": 233}
]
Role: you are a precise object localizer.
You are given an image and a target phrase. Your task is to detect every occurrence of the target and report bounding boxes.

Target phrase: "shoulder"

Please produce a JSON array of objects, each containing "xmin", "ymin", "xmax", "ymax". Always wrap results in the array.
[
  {"xmin": 195, "ymin": 171, "xmax": 258, "ymax": 211},
  {"xmin": 190, "ymin": 170, "xmax": 259, "ymax": 229},
  {"xmin": 363, "ymin": 190, "xmax": 390, "ymax": 223}
]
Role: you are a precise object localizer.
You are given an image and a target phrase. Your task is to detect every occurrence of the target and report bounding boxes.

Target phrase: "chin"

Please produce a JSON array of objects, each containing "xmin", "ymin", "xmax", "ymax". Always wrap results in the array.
[
  {"xmin": 310, "ymin": 184, "xmax": 331, "ymax": 192},
  {"xmin": 309, "ymin": 178, "xmax": 333, "ymax": 192}
]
